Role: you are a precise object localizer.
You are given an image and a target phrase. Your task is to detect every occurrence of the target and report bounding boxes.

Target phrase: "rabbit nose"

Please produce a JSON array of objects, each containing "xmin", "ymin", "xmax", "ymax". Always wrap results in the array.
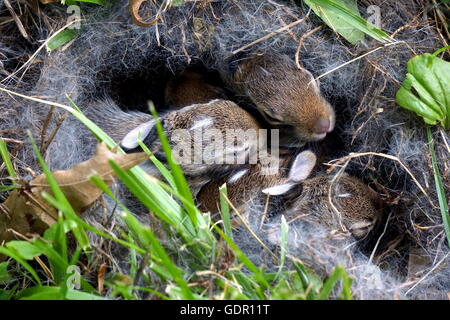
[{"xmin": 314, "ymin": 117, "xmax": 331, "ymax": 134}]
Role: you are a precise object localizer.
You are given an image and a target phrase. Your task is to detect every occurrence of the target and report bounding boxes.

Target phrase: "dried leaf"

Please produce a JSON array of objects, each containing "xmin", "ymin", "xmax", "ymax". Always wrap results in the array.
[
  {"xmin": 0, "ymin": 143, "xmax": 147, "ymax": 246},
  {"xmin": 129, "ymin": 0, "xmax": 160, "ymax": 27},
  {"xmin": 4, "ymin": 0, "xmax": 29, "ymax": 40}
]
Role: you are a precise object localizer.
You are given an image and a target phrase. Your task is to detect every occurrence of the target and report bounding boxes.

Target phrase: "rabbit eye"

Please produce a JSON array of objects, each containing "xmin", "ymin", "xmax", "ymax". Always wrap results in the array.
[{"xmin": 263, "ymin": 111, "xmax": 284, "ymax": 125}]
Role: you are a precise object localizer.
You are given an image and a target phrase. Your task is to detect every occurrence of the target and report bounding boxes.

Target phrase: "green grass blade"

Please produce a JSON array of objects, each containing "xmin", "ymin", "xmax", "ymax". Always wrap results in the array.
[
  {"xmin": 107, "ymin": 160, "xmax": 196, "ymax": 239},
  {"xmin": 219, "ymin": 184, "xmax": 232, "ymax": 240},
  {"xmin": 340, "ymin": 271, "xmax": 353, "ymax": 300},
  {"xmin": 89, "ymin": 174, "xmax": 196, "ymax": 298},
  {"xmin": 41, "ymin": 191, "xmax": 144, "ymax": 254},
  {"xmin": 0, "ymin": 139, "xmax": 17, "ymax": 178},
  {"xmin": 318, "ymin": 266, "xmax": 344, "ymax": 300},
  {"xmin": 46, "ymin": 29, "xmax": 79, "ymax": 52},
  {"xmin": 427, "ymin": 127, "xmax": 450, "ymax": 246},
  {"xmin": 148, "ymin": 103, "xmax": 198, "ymax": 226},
  {"xmin": 213, "ymin": 225, "xmax": 269, "ymax": 290},
  {"xmin": 137, "ymin": 139, "xmax": 177, "ymax": 190},
  {"xmin": 0, "ymin": 185, "xmax": 16, "ymax": 193},
  {"xmin": 275, "ymin": 215, "xmax": 289, "ymax": 280}
]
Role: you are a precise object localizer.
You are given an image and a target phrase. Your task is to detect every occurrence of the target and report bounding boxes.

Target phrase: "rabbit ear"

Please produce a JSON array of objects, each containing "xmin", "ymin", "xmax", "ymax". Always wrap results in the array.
[
  {"xmin": 262, "ymin": 151, "xmax": 316, "ymax": 196},
  {"xmin": 120, "ymin": 120, "xmax": 155, "ymax": 150},
  {"xmin": 288, "ymin": 150, "xmax": 316, "ymax": 182},
  {"xmin": 262, "ymin": 183, "xmax": 296, "ymax": 196}
]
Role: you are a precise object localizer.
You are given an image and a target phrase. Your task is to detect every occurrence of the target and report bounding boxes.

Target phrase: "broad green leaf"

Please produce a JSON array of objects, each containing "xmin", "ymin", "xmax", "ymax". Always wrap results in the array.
[
  {"xmin": 76, "ymin": 0, "xmax": 105, "ymax": 4},
  {"xmin": 396, "ymin": 53, "xmax": 450, "ymax": 130},
  {"xmin": 305, "ymin": 0, "xmax": 391, "ymax": 44},
  {"xmin": 271, "ymin": 275, "xmax": 306, "ymax": 300},
  {"xmin": 166, "ymin": 286, "xmax": 204, "ymax": 300},
  {"xmin": 6, "ymin": 241, "xmax": 43, "ymax": 260},
  {"xmin": 46, "ymin": 29, "xmax": 79, "ymax": 52}
]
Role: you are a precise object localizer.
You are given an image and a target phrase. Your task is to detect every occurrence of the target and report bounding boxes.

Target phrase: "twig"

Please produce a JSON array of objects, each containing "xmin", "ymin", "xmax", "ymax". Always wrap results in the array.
[
  {"xmin": 405, "ymin": 251, "xmax": 450, "ymax": 296},
  {"xmin": 0, "ymin": 138, "xmax": 23, "ymax": 145},
  {"xmin": 368, "ymin": 212, "xmax": 392, "ymax": 264},
  {"xmin": 325, "ymin": 151, "xmax": 433, "ymax": 208},
  {"xmin": 295, "ymin": 26, "xmax": 322, "ymax": 70},
  {"xmin": 432, "ymin": 0, "xmax": 450, "ymax": 42},
  {"xmin": 40, "ymin": 105, "xmax": 55, "ymax": 154},
  {"xmin": 440, "ymin": 129, "xmax": 450, "ymax": 154},
  {"xmin": 4, "ymin": 0, "xmax": 29, "ymax": 40},
  {"xmin": 259, "ymin": 194, "xmax": 270, "ymax": 230},
  {"xmin": 0, "ymin": 86, "xmax": 73, "ymax": 112},
  {"xmin": 224, "ymin": 195, "xmax": 278, "ymax": 262},
  {"xmin": 130, "ymin": 0, "xmax": 171, "ymax": 27},
  {"xmin": 134, "ymin": 247, "xmax": 151, "ymax": 286},
  {"xmin": 40, "ymin": 111, "xmax": 69, "ymax": 155},
  {"xmin": 195, "ymin": 270, "xmax": 243, "ymax": 292}
]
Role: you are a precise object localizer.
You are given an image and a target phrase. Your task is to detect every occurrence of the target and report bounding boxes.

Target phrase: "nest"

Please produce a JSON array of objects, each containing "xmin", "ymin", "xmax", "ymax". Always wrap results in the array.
[{"xmin": 0, "ymin": 0, "xmax": 449, "ymax": 299}]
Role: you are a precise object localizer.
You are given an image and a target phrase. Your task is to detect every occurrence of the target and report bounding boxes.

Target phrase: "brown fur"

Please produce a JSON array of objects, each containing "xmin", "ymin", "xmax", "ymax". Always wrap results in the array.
[
  {"xmin": 158, "ymin": 99, "xmax": 263, "ymax": 178},
  {"xmin": 233, "ymin": 53, "xmax": 335, "ymax": 142},
  {"xmin": 164, "ymin": 99, "xmax": 261, "ymax": 132},
  {"xmin": 164, "ymin": 71, "xmax": 226, "ymax": 109},
  {"xmin": 291, "ymin": 175, "xmax": 383, "ymax": 238},
  {"xmin": 197, "ymin": 154, "xmax": 382, "ymax": 239},
  {"xmin": 86, "ymin": 99, "xmax": 262, "ymax": 188}
]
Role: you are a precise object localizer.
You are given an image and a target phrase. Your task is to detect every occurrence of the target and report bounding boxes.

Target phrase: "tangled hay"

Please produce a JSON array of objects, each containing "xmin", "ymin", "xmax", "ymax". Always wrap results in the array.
[{"xmin": 0, "ymin": 0, "xmax": 449, "ymax": 299}]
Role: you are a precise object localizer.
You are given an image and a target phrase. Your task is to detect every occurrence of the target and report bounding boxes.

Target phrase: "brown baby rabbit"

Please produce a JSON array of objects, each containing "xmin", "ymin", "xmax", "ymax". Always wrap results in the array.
[
  {"xmin": 164, "ymin": 71, "xmax": 226, "ymax": 109},
  {"xmin": 197, "ymin": 150, "xmax": 382, "ymax": 239},
  {"xmin": 87, "ymin": 99, "xmax": 262, "ymax": 193},
  {"xmin": 231, "ymin": 52, "xmax": 335, "ymax": 143}
]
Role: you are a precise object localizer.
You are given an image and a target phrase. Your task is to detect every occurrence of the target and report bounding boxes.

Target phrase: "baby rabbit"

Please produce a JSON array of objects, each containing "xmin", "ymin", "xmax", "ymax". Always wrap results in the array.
[
  {"xmin": 121, "ymin": 99, "xmax": 262, "ymax": 170},
  {"xmin": 87, "ymin": 99, "xmax": 262, "ymax": 193},
  {"xmin": 165, "ymin": 70, "xmax": 226, "ymax": 109},
  {"xmin": 230, "ymin": 52, "xmax": 335, "ymax": 143},
  {"xmin": 197, "ymin": 150, "xmax": 382, "ymax": 239}
]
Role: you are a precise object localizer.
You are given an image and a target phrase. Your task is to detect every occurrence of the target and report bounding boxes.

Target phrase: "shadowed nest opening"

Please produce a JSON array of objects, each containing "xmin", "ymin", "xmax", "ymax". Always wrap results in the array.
[{"xmin": 0, "ymin": 0, "xmax": 448, "ymax": 299}]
